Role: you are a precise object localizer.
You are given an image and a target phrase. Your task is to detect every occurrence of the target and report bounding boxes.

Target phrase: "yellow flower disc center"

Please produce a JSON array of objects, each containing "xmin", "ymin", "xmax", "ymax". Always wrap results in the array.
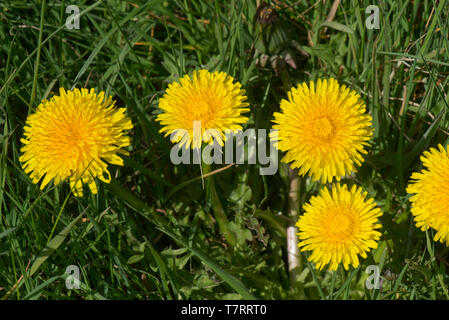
[
  {"xmin": 190, "ymin": 92, "xmax": 218, "ymax": 126},
  {"xmin": 67, "ymin": 125, "xmax": 88, "ymax": 148},
  {"xmin": 325, "ymin": 208, "xmax": 358, "ymax": 242},
  {"xmin": 57, "ymin": 117, "xmax": 97, "ymax": 161},
  {"xmin": 311, "ymin": 117, "xmax": 334, "ymax": 140}
]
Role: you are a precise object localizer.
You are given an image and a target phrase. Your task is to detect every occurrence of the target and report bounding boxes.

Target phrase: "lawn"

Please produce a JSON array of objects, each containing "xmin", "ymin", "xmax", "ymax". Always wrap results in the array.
[{"xmin": 1, "ymin": 0, "xmax": 449, "ymax": 300}]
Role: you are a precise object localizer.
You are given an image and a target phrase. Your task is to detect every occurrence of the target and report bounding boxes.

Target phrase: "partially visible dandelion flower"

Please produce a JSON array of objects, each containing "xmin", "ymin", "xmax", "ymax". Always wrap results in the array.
[
  {"xmin": 156, "ymin": 69, "xmax": 250, "ymax": 149},
  {"xmin": 297, "ymin": 184, "xmax": 382, "ymax": 271},
  {"xmin": 20, "ymin": 88, "xmax": 133, "ymax": 197},
  {"xmin": 271, "ymin": 78, "xmax": 372, "ymax": 183},
  {"xmin": 407, "ymin": 144, "xmax": 449, "ymax": 245}
]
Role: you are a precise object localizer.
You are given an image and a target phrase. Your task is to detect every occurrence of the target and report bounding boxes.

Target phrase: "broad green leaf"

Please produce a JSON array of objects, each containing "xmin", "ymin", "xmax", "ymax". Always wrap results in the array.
[
  {"xmin": 404, "ymin": 109, "xmax": 445, "ymax": 168},
  {"xmin": 320, "ymin": 21, "xmax": 354, "ymax": 34},
  {"xmin": 0, "ymin": 227, "xmax": 16, "ymax": 240},
  {"xmin": 156, "ymin": 225, "xmax": 257, "ymax": 300},
  {"xmin": 29, "ymin": 213, "xmax": 84, "ymax": 276}
]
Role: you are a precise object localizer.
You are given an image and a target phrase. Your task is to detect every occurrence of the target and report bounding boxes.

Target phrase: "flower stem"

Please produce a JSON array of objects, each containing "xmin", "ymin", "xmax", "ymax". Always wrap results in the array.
[
  {"xmin": 287, "ymin": 167, "xmax": 301, "ymax": 287},
  {"xmin": 280, "ymin": 67, "xmax": 302, "ymax": 287},
  {"xmin": 202, "ymin": 161, "xmax": 236, "ymax": 248}
]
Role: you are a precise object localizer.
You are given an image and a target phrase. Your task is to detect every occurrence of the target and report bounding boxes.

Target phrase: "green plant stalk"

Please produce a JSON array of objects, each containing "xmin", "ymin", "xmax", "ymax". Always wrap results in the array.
[{"xmin": 202, "ymin": 161, "xmax": 236, "ymax": 248}]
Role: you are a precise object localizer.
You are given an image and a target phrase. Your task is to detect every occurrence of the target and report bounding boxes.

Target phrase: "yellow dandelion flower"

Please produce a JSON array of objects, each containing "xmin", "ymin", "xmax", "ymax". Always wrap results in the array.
[
  {"xmin": 20, "ymin": 88, "xmax": 133, "ymax": 197},
  {"xmin": 271, "ymin": 78, "xmax": 372, "ymax": 183},
  {"xmin": 407, "ymin": 144, "xmax": 449, "ymax": 245},
  {"xmin": 156, "ymin": 69, "xmax": 250, "ymax": 149},
  {"xmin": 297, "ymin": 184, "xmax": 382, "ymax": 271}
]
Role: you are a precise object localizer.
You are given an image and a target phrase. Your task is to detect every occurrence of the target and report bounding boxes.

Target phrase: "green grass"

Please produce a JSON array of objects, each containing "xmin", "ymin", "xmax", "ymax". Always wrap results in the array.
[{"xmin": 1, "ymin": 0, "xmax": 449, "ymax": 299}]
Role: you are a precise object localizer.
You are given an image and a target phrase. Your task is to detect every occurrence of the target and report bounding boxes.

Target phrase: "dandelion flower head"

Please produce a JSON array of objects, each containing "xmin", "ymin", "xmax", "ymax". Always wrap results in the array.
[
  {"xmin": 156, "ymin": 69, "xmax": 249, "ymax": 149},
  {"xmin": 271, "ymin": 78, "xmax": 372, "ymax": 183},
  {"xmin": 407, "ymin": 144, "xmax": 449, "ymax": 245},
  {"xmin": 20, "ymin": 88, "xmax": 133, "ymax": 197},
  {"xmin": 297, "ymin": 183, "xmax": 382, "ymax": 271}
]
